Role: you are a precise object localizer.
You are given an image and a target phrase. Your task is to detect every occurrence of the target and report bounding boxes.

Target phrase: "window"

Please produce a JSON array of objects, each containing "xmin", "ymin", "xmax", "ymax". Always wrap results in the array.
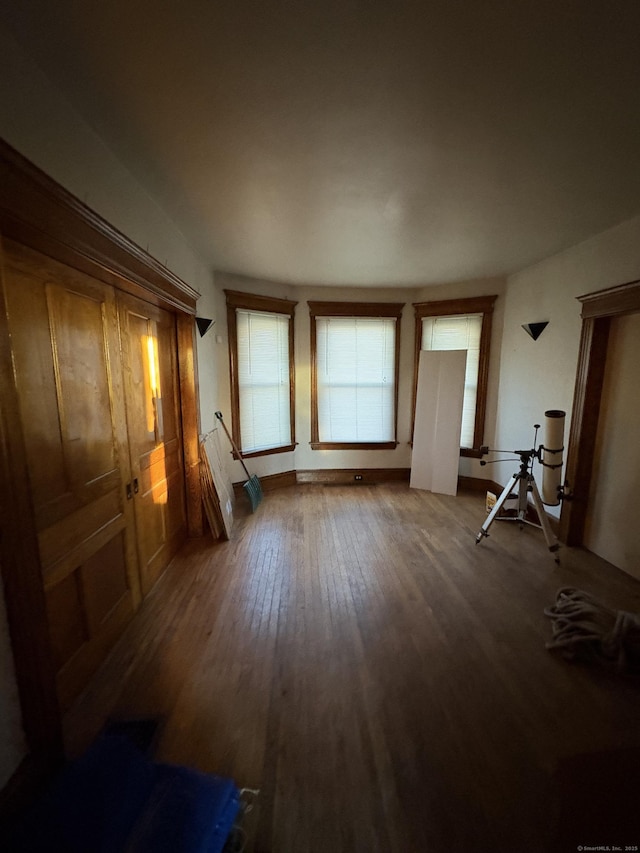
[
  {"xmin": 309, "ymin": 301, "xmax": 404, "ymax": 449},
  {"xmin": 422, "ymin": 313, "xmax": 482, "ymax": 448},
  {"xmin": 225, "ymin": 290, "xmax": 297, "ymax": 456},
  {"xmin": 412, "ymin": 295, "xmax": 497, "ymax": 456}
]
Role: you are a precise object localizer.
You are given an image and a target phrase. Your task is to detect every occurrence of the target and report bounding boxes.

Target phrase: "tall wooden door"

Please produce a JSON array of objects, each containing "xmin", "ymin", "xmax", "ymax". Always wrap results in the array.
[
  {"xmin": 2, "ymin": 242, "xmax": 141, "ymax": 710},
  {"xmin": 118, "ymin": 293, "xmax": 187, "ymax": 597}
]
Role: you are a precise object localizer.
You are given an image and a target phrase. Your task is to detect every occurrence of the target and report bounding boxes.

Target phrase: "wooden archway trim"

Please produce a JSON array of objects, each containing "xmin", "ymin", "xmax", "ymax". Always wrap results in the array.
[{"xmin": 560, "ymin": 280, "xmax": 640, "ymax": 545}]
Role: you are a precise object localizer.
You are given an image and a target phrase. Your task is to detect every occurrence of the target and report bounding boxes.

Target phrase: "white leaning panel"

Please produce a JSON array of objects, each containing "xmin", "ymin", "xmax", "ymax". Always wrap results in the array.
[{"xmin": 410, "ymin": 349, "xmax": 466, "ymax": 496}]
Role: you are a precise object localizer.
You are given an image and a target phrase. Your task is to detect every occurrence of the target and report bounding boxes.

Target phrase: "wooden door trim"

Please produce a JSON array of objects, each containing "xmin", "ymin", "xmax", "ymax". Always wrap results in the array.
[
  {"xmin": 559, "ymin": 279, "xmax": 640, "ymax": 544},
  {"xmin": 177, "ymin": 314, "xmax": 203, "ymax": 536}
]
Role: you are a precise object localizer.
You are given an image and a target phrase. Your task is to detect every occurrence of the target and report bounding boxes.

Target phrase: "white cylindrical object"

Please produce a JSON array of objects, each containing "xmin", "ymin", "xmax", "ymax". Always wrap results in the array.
[{"xmin": 541, "ymin": 409, "xmax": 565, "ymax": 505}]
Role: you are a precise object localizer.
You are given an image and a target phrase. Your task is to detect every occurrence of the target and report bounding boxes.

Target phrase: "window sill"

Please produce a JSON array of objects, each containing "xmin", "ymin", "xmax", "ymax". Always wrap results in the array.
[
  {"xmin": 238, "ymin": 443, "xmax": 296, "ymax": 459},
  {"xmin": 460, "ymin": 447, "xmax": 484, "ymax": 459},
  {"xmin": 310, "ymin": 441, "xmax": 398, "ymax": 451},
  {"xmin": 407, "ymin": 442, "xmax": 484, "ymax": 459}
]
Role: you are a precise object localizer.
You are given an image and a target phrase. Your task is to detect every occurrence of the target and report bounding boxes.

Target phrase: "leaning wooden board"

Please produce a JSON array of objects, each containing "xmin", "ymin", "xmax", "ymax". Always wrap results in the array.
[{"xmin": 200, "ymin": 426, "xmax": 234, "ymax": 539}]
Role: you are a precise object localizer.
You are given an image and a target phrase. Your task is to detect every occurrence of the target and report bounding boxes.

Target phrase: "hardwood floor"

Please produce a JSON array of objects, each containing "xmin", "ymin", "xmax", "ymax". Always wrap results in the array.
[{"xmin": 63, "ymin": 483, "xmax": 640, "ymax": 852}]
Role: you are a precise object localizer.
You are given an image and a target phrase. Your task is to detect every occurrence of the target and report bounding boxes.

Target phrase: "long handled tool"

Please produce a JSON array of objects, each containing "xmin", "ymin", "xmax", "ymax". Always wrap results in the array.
[{"xmin": 215, "ymin": 411, "xmax": 263, "ymax": 512}]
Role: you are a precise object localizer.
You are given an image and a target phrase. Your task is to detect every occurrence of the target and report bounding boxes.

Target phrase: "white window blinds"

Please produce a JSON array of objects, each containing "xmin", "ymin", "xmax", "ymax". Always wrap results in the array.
[
  {"xmin": 237, "ymin": 309, "xmax": 291, "ymax": 453},
  {"xmin": 421, "ymin": 314, "xmax": 482, "ymax": 448},
  {"xmin": 316, "ymin": 316, "xmax": 396, "ymax": 442}
]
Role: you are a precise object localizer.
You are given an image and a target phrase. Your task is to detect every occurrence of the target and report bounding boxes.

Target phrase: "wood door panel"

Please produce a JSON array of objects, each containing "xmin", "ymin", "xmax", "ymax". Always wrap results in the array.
[
  {"xmin": 4, "ymin": 245, "xmax": 126, "ymax": 530},
  {"xmin": 165, "ymin": 472, "xmax": 187, "ymax": 544},
  {"xmin": 3, "ymin": 241, "xmax": 140, "ymax": 709},
  {"xmin": 80, "ymin": 532, "xmax": 131, "ymax": 635},
  {"xmin": 4, "ymin": 263, "xmax": 69, "ymax": 519},
  {"xmin": 119, "ymin": 292, "xmax": 187, "ymax": 596},
  {"xmin": 125, "ymin": 310, "xmax": 158, "ymax": 456},
  {"xmin": 45, "ymin": 528, "xmax": 134, "ymax": 704},
  {"xmin": 156, "ymin": 319, "xmax": 179, "ymax": 443},
  {"xmin": 45, "ymin": 523, "xmax": 132, "ymax": 705},
  {"xmin": 45, "ymin": 572, "xmax": 88, "ymax": 672},
  {"xmin": 40, "ymin": 490, "xmax": 126, "ymax": 587},
  {"xmin": 46, "ymin": 283, "xmax": 118, "ymax": 489},
  {"xmin": 139, "ymin": 440, "xmax": 181, "ymax": 490},
  {"xmin": 56, "ymin": 593, "xmax": 135, "ymax": 711}
]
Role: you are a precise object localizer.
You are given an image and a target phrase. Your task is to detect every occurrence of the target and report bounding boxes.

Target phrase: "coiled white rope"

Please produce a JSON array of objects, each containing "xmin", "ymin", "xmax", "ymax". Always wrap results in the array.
[{"xmin": 544, "ymin": 587, "xmax": 640, "ymax": 674}]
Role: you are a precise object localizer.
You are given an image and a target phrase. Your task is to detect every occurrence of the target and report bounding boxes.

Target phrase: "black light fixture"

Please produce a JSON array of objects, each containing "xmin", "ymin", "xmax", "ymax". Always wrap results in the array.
[
  {"xmin": 522, "ymin": 321, "xmax": 549, "ymax": 341},
  {"xmin": 196, "ymin": 317, "xmax": 215, "ymax": 337}
]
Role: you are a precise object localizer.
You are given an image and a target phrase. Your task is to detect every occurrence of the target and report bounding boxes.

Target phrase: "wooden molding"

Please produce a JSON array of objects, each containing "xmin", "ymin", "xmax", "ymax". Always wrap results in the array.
[
  {"xmin": 578, "ymin": 279, "xmax": 640, "ymax": 319},
  {"xmin": 308, "ymin": 300, "xmax": 404, "ymax": 318},
  {"xmin": 296, "ymin": 468, "xmax": 410, "ymax": 485},
  {"xmin": 177, "ymin": 313, "xmax": 203, "ymax": 537},
  {"xmin": 0, "ymin": 139, "xmax": 200, "ymax": 314},
  {"xmin": 474, "ymin": 306, "xmax": 494, "ymax": 451},
  {"xmin": 232, "ymin": 469, "xmax": 298, "ymax": 497},
  {"xmin": 460, "ymin": 447, "xmax": 485, "ymax": 459},
  {"xmin": 309, "ymin": 442, "xmax": 399, "ymax": 451},
  {"xmin": 458, "ymin": 476, "xmax": 503, "ymax": 494},
  {"xmin": 559, "ymin": 316, "xmax": 611, "ymax": 544},
  {"xmin": 269, "ymin": 470, "xmax": 299, "ymax": 490},
  {"xmin": 234, "ymin": 468, "xmax": 413, "ymax": 490},
  {"xmin": 241, "ymin": 443, "xmax": 296, "ymax": 460},
  {"xmin": 310, "ymin": 308, "xmax": 319, "ymax": 444},
  {"xmin": 226, "ymin": 300, "xmax": 240, "ymax": 443},
  {"xmin": 224, "ymin": 289, "xmax": 297, "ymax": 315},
  {"xmin": 412, "ymin": 295, "xmax": 497, "ymax": 318},
  {"xmin": 232, "ymin": 469, "xmax": 507, "ymax": 491},
  {"xmin": 240, "ymin": 469, "xmax": 516, "ymax": 494}
]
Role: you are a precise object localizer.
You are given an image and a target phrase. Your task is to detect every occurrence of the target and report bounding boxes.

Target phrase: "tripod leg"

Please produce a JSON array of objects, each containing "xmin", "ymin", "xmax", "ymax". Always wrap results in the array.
[
  {"xmin": 517, "ymin": 474, "xmax": 529, "ymax": 526},
  {"xmin": 529, "ymin": 478, "xmax": 560, "ymax": 562},
  {"xmin": 476, "ymin": 474, "xmax": 518, "ymax": 544}
]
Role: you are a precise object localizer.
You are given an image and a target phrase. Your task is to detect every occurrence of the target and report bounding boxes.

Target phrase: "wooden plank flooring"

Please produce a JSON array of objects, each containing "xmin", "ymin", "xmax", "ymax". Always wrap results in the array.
[{"xmin": 63, "ymin": 483, "xmax": 640, "ymax": 852}]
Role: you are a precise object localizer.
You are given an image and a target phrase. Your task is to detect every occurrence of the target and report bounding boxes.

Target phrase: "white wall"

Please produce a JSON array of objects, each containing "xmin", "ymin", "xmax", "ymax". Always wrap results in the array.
[
  {"xmin": 0, "ymin": 24, "xmax": 218, "ymax": 788},
  {"xmin": 495, "ymin": 214, "xmax": 640, "ymax": 522},
  {"xmin": 195, "ymin": 285, "xmax": 223, "ymax": 437}
]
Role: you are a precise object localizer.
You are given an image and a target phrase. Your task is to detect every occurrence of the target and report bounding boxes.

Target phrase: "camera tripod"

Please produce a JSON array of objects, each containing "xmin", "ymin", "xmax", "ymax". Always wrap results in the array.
[{"xmin": 475, "ymin": 434, "xmax": 560, "ymax": 563}]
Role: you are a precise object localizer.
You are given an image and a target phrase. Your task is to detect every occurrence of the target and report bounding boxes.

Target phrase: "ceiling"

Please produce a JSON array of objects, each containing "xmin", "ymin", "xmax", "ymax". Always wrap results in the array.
[{"xmin": 3, "ymin": 0, "xmax": 640, "ymax": 286}]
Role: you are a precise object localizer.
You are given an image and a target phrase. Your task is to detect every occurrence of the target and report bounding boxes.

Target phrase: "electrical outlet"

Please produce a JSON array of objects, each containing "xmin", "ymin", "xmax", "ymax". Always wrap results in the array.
[{"xmin": 354, "ymin": 474, "xmax": 363, "ymax": 481}]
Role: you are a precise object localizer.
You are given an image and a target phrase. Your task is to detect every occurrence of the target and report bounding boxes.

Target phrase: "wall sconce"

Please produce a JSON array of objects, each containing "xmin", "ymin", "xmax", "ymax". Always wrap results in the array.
[
  {"xmin": 196, "ymin": 317, "xmax": 215, "ymax": 337},
  {"xmin": 522, "ymin": 321, "xmax": 549, "ymax": 341}
]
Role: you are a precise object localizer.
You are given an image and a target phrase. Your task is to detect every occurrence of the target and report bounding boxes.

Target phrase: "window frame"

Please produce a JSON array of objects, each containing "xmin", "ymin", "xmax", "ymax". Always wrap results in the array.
[
  {"xmin": 309, "ymin": 300, "xmax": 404, "ymax": 450},
  {"xmin": 225, "ymin": 289, "xmax": 297, "ymax": 458},
  {"xmin": 412, "ymin": 295, "xmax": 497, "ymax": 458}
]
